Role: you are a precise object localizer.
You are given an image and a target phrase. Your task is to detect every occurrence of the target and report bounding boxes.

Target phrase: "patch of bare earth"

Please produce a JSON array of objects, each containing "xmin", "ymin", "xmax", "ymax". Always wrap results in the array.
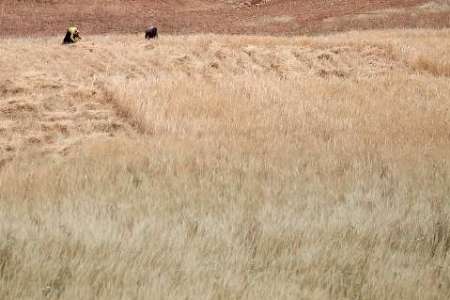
[
  {"xmin": 317, "ymin": 1, "xmax": 450, "ymax": 33},
  {"xmin": 1, "ymin": 0, "xmax": 448, "ymax": 37}
]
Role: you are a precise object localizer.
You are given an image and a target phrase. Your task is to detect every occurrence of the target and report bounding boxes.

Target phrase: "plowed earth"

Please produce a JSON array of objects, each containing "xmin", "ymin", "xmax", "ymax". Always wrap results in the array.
[{"xmin": 1, "ymin": 0, "xmax": 448, "ymax": 37}]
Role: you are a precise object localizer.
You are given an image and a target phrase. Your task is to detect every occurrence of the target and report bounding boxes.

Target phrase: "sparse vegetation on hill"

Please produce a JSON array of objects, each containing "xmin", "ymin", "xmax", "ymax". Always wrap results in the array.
[{"xmin": 1, "ymin": 29, "xmax": 450, "ymax": 299}]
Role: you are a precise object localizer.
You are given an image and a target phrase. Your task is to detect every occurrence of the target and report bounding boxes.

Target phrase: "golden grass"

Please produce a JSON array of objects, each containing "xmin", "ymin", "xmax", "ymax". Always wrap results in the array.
[{"xmin": 1, "ymin": 29, "xmax": 450, "ymax": 299}]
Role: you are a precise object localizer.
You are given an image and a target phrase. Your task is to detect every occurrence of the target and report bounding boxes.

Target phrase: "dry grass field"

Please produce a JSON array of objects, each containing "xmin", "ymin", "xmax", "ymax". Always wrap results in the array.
[{"xmin": 1, "ymin": 29, "xmax": 450, "ymax": 299}]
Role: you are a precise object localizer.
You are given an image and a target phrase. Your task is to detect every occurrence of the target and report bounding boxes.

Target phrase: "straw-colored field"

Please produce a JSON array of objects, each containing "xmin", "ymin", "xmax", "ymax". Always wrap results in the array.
[{"xmin": 1, "ymin": 29, "xmax": 450, "ymax": 299}]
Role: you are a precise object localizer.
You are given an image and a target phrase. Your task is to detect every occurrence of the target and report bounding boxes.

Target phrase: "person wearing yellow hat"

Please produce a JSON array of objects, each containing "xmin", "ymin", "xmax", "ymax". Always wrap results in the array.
[{"xmin": 63, "ymin": 26, "xmax": 82, "ymax": 44}]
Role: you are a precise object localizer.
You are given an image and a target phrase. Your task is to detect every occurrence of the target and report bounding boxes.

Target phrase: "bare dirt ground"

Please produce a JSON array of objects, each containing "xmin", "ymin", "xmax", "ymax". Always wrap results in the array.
[{"xmin": 1, "ymin": 0, "xmax": 449, "ymax": 37}]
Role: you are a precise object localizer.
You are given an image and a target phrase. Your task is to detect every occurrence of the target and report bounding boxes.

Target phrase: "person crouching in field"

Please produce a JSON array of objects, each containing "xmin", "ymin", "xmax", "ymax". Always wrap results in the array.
[
  {"xmin": 63, "ymin": 26, "xmax": 82, "ymax": 44},
  {"xmin": 145, "ymin": 26, "xmax": 158, "ymax": 39}
]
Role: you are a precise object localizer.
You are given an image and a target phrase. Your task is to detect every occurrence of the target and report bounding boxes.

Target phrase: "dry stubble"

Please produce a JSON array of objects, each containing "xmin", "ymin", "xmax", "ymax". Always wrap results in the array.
[{"xmin": 1, "ymin": 30, "xmax": 450, "ymax": 299}]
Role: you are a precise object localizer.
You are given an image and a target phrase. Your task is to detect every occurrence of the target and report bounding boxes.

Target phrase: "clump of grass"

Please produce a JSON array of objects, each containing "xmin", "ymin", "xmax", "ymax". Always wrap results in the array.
[{"xmin": 413, "ymin": 55, "xmax": 450, "ymax": 77}]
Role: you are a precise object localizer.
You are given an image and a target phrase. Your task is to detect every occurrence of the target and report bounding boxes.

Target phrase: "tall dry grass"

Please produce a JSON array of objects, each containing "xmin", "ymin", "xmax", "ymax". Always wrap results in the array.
[{"xmin": 1, "ymin": 30, "xmax": 450, "ymax": 299}]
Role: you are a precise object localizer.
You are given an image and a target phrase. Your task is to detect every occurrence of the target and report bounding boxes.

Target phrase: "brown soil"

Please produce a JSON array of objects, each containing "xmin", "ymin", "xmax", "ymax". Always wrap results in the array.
[{"xmin": 1, "ymin": 0, "xmax": 448, "ymax": 37}]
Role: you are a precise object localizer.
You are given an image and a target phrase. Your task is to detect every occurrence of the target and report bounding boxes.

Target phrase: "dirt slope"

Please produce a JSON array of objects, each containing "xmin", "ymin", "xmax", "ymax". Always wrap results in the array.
[{"xmin": 1, "ymin": 0, "xmax": 447, "ymax": 37}]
